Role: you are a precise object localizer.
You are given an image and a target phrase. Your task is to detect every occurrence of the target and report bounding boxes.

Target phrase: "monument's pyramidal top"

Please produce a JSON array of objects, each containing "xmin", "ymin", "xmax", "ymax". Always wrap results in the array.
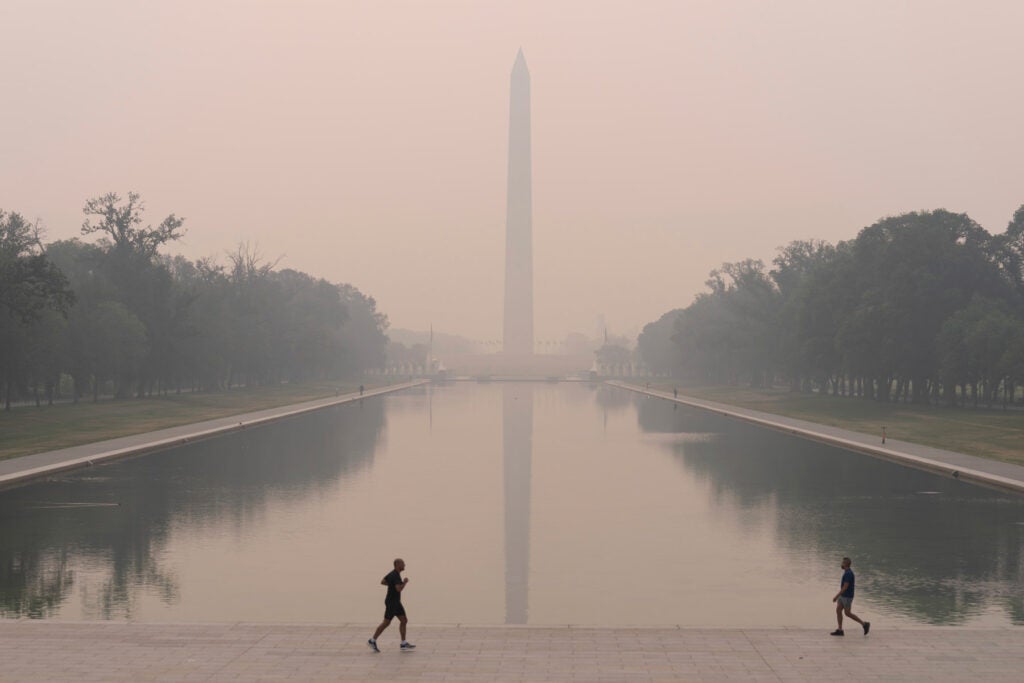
[{"xmin": 513, "ymin": 48, "xmax": 528, "ymax": 74}]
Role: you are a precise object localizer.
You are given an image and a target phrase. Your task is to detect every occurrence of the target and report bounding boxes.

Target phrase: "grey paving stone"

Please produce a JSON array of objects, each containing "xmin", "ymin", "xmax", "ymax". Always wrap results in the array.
[{"xmin": 1, "ymin": 622, "xmax": 1022, "ymax": 682}]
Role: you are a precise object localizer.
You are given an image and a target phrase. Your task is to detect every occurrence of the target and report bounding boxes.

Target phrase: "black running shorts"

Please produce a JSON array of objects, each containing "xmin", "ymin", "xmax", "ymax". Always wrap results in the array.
[{"xmin": 384, "ymin": 602, "xmax": 406, "ymax": 619}]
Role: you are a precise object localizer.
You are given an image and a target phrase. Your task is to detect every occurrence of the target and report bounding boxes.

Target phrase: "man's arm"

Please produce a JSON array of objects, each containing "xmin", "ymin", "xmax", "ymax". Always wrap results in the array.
[
  {"xmin": 833, "ymin": 582, "xmax": 849, "ymax": 601},
  {"xmin": 396, "ymin": 578, "xmax": 409, "ymax": 593}
]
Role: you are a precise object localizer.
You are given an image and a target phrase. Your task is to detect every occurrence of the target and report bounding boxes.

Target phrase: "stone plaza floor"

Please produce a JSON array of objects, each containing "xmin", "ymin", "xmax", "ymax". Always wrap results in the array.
[{"xmin": 1, "ymin": 621, "xmax": 1022, "ymax": 682}]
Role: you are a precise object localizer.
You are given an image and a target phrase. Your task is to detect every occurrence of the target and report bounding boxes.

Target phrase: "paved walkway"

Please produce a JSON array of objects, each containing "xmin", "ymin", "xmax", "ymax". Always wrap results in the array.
[
  {"xmin": 609, "ymin": 381, "xmax": 1024, "ymax": 495},
  {"xmin": 0, "ymin": 622, "xmax": 1021, "ymax": 682},
  {"xmin": 0, "ymin": 381, "xmax": 427, "ymax": 490}
]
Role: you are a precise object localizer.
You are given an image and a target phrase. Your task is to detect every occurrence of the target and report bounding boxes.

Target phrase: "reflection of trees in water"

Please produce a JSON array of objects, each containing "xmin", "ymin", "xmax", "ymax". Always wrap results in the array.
[
  {"xmin": 0, "ymin": 547, "xmax": 73, "ymax": 618},
  {"xmin": 636, "ymin": 396, "xmax": 1024, "ymax": 625},
  {"xmin": 634, "ymin": 393, "xmax": 724, "ymax": 434},
  {"xmin": 592, "ymin": 384, "xmax": 633, "ymax": 412},
  {"xmin": 0, "ymin": 398, "xmax": 385, "ymax": 619}
]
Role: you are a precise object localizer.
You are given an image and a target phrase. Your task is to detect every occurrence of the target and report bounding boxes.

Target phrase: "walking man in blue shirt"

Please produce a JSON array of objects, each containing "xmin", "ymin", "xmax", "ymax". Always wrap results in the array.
[{"xmin": 831, "ymin": 557, "xmax": 870, "ymax": 636}]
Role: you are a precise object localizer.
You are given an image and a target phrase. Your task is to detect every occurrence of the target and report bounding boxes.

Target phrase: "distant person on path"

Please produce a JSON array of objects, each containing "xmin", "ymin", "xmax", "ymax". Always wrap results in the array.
[
  {"xmin": 359, "ymin": 384, "xmax": 365, "ymax": 396},
  {"xmin": 673, "ymin": 387, "xmax": 678, "ymax": 398},
  {"xmin": 368, "ymin": 558, "xmax": 415, "ymax": 652},
  {"xmin": 831, "ymin": 557, "xmax": 869, "ymax": 636}
]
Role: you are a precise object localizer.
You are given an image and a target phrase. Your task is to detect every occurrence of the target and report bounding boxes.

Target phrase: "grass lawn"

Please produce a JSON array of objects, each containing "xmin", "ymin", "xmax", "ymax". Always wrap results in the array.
[
  {"xmin": 0, "ymin": 379, "xmax": 400, "ymax": 462},
  {"xmin": 637, "ymin": 382, "xmax": 1024, "ymax": 467}
]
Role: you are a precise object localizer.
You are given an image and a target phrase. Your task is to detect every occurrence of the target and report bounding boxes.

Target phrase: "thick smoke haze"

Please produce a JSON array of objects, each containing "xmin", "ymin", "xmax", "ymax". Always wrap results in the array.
[{"xmin": 3, "ymin": 1, "xmax": 1023, "ymax": 342}]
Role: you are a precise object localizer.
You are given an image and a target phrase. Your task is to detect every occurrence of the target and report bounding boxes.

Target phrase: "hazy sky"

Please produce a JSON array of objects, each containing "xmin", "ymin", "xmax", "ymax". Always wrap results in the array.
[{"xmin": 3, "ymin": 1, "xmax": 1023, "ymax": 343}]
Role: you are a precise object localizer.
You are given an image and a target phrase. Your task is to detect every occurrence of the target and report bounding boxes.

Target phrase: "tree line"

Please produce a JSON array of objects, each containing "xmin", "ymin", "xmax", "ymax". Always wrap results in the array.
[
  {"xmin": 638, "ymin": 206, "xmax": 1024, "ymax": 407},
  {"xmin": 0, "ymin": 193, "xmax": 388, "ymax": 409}
]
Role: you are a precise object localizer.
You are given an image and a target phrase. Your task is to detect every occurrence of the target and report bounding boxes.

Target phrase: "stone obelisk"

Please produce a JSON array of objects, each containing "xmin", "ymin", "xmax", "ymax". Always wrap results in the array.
[{"xmin": 503, "ymin": 49, "xmax": 534, "ymax": 355}]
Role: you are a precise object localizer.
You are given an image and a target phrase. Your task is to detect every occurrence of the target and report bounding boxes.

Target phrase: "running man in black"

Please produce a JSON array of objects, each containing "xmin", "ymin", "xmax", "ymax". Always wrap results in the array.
[
  {"xmin": 368, "ymin": 558, "xmax": 414, "ymax": 652},
  {"xmin": 831, "ymin": 557, "xmax": 870, "ymax": 636}
]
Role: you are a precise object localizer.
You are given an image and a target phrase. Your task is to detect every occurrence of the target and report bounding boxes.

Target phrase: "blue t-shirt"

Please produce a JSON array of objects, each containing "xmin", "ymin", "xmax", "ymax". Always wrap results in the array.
[{"xmin": 840, "ymin": 568, "xmax": 855, "ymax": 598}]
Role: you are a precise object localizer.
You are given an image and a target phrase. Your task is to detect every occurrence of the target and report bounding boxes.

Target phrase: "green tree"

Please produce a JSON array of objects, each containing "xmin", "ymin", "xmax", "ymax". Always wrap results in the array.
[
  {"xmin": 335, "ymin": 284, "xmax": 389, "ymax": 377},
  {"xmin": 81, "ymin": 192, "xmax": 186, "ymax": 397},
  {"xmin": 840, "ymin": 210, "xmax": 1006, "ymax": 402},
  {"xmin": 0, "ymin": 211, "xmax": 74, "ymax": 409},
  {"xmin": 637, "ymin": 309, "xmax": 684, "ymax": 376},
  {"xmin": 23, "ymin": 308, "xmax": 70, "ymax": 406},
  {"xmin": 81, "ymin": 192, "xmax": 184, "ymax": 260},
  {"xmin": 771, "ymin": 240, "xmax": 840, "ymax": 392},
  {"xmin": 990, "ymin": 203, "xmax": 1024, "ymax": 295},
  {"xmin": 640, "ymin": 205, "xmax": 1024, "ymax": 407},
  {"xmin": 702, "ymin": 259, "xmax": 781, "ymax": 387},
  {"xmin": 46, "ymin": 239, "xmax": 115, "ymax": 402},
  {"xmin": 0, "ymin": 212, "xmax": 74, "ymax": 322},
  {"xmin": 92, "ymin": 301, "xmax": 148, "ymax": 399}
]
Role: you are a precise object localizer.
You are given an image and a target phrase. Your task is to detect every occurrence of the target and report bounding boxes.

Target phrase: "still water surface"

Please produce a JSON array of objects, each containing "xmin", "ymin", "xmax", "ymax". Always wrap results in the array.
[{"xmin": 2, "ymin": 383, "xmax": 1022, "ymax": 627}]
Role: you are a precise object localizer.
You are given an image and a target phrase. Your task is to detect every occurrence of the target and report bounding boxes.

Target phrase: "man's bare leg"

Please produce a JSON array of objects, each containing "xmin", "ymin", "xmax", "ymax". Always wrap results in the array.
[
  {"xmin": 398, "ymin": 615, "xmax": 408, "ymax": 641},
  {"xmin": 843, "ymin": 607, "xmax": 865, "ymax": 627},
  {"xmin": 373, "ymin": 618, "xmax": 392, "ymax": 640},
  {"xmin": 836, "ymin": 603, "xmax": 844, "ymax": 629}
]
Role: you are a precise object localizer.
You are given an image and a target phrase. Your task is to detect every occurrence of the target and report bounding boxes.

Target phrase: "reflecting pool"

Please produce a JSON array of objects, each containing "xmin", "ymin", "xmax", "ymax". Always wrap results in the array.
[{"xmin": 2, "ymin": 382, "xmax": 1022, "ymax": 626}]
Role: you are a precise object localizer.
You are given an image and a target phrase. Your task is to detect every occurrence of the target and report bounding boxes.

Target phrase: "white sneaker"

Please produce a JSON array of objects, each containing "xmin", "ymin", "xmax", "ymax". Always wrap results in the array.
[{"xmin": 400, "ymin": 642, "xmax": 416, "ymax": 651}]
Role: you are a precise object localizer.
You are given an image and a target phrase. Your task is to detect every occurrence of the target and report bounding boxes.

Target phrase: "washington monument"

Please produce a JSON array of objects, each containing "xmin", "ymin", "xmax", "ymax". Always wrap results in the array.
[{"xmin": 503, "ymin": 49, "xmax": 534, "ymax": 355}]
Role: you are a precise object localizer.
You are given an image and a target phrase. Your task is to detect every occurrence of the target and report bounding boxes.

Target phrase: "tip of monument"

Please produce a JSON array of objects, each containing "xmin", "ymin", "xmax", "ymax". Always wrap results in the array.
[{"xmin": 513, "ymin": 47, "xmax": 528, "ymax": 69}]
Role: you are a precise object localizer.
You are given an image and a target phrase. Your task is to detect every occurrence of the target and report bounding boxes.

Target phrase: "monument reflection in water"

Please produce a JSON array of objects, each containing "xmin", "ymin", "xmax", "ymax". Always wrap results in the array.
[
  {"xmin": 503, "ymin": 383, "xmax": 532, "ymax": 624},
  {"xmin": 1, "ymin": 383, "xmax": 1022, "ymax": 627}
]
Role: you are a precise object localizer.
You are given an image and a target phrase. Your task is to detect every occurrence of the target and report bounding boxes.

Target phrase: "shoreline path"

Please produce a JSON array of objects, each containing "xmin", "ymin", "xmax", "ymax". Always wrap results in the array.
[
  {"xmin": 2, "ymin": 380, "xmax": 1022, "ymax": 681},
  {"xmin": 608, "ymin": 380, "xmax": 1024, "ymax": 495},
  {"xmin": 0, "ymin": 381, "xmax": 428, "ymax": 491}
]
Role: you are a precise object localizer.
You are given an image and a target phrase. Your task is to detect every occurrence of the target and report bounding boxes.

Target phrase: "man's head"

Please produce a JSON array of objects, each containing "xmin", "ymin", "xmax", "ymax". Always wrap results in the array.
[
  {"xmin": 841, "ymin": 557, "xmax": 852, "ymax": 569},
  {"xmin": 394, "ymin": 558, "xmax": 406, "ymax": 571}
]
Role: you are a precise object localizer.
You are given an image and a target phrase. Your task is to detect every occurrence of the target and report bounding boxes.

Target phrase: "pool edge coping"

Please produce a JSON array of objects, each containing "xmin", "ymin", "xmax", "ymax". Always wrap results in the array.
[
  {"xmin": 0, "ymin": 380, "xmax": 429, "ymax": 491},
  {"xmin": 607, "ymin": 380, "xmax": 1024, "ymax": 496}
]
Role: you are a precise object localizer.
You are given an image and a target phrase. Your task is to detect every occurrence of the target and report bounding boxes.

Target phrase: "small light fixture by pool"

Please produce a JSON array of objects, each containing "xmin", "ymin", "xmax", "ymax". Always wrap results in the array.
[{"xmin": 916, "ymin": 491, "xmax": 942, "ymax": 495}]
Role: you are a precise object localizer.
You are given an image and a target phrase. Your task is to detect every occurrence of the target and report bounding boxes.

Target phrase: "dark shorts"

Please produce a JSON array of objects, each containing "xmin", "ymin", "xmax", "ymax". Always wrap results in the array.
[
  {"xmin": 837, "ymin": 596, "xmax": 854, "ymax": 609},
  {"xmin": 384, "ymin": 602, "xmax": 406, "ymax": 620}
]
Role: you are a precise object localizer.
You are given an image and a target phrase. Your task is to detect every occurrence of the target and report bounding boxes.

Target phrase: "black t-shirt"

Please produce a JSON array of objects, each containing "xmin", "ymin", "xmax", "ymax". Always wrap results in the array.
[{"xmin": 384, "ymin": 569, "xmax": 403, "ymax": 603}]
